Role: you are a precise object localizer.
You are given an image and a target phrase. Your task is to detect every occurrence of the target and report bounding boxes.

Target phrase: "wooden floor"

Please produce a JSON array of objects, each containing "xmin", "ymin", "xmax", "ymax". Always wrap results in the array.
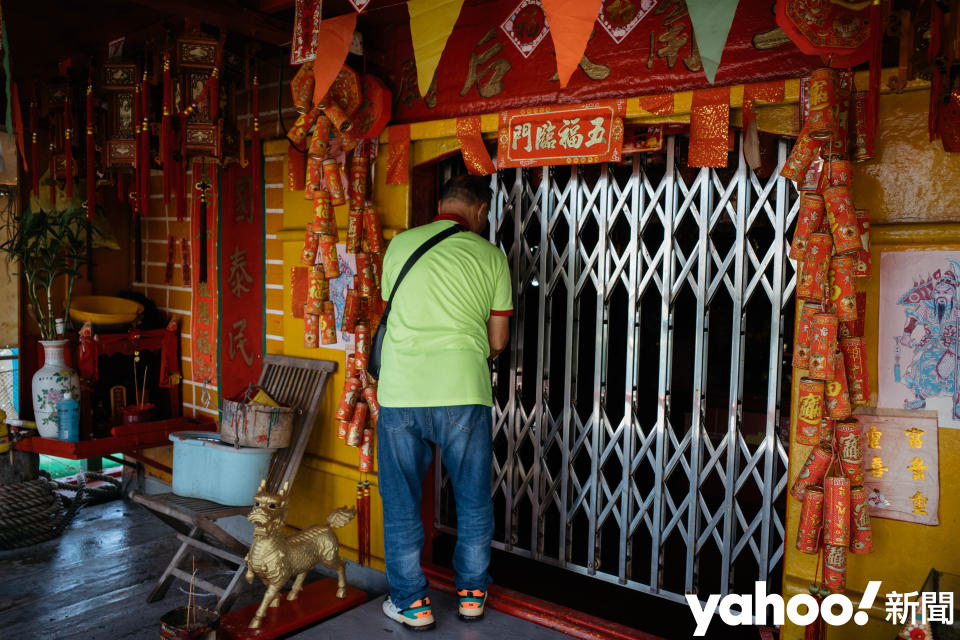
[
  {"xmin": 0, "ymin": 498, "xmax": 268, "ymax": 639},
  {"xmin": 1, "ymin": 498, "xmax": 592, "ymax": 640}
]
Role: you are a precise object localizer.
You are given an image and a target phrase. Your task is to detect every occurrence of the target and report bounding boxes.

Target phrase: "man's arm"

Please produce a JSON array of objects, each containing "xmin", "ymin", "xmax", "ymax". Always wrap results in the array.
[{"xmin": 487, "ymin": 315, "xmax": 510, "ymax": 358}]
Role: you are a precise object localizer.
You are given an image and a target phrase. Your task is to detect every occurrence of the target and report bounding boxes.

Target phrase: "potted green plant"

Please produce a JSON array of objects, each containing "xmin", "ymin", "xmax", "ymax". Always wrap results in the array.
[{"xmin": 0, "ymin": 207, "xmax": 92, "ymax": 437}]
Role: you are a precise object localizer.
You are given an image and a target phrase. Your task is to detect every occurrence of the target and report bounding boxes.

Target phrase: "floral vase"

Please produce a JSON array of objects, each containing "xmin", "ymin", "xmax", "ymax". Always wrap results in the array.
[{"xmin": 32, "ymin": 340, "xmax": 80, "ymax": 438}]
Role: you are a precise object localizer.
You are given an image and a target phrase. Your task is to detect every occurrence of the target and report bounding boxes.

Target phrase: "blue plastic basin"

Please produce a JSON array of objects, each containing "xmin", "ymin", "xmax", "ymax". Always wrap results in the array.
[{"xmin": 169, "ymin": 431, "xmax": 276, "ymax": 506}]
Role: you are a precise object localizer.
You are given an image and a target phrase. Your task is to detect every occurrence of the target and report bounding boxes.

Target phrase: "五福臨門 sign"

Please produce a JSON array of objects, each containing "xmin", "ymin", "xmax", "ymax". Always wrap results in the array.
[{"xmin": 497, "ymin": 100, "xmax": 626, "ymax": 168}]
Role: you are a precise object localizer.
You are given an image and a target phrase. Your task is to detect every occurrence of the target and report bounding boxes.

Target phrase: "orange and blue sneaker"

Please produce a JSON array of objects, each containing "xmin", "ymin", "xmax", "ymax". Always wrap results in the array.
[
  {"xmin": 382, "ymin": 595, "xmax": 436, "ymax": 631},
  {"xmin": 457, "ymin": 588, "xmax": 486, "ymax": 621}
]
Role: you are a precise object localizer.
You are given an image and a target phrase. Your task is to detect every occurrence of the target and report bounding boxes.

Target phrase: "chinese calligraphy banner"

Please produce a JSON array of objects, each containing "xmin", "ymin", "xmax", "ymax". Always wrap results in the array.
[
  {"xmin": 855, "ymin": 407, "xmax": 940, "ymax": 526},
  {"xmin": 498, "ymin": 99, "xmax": 625, "ymax": 167},
  {"xmin": 190, "ymin": 165, "xmax": 219, "ymax": 387},
  {"xmin": 219, "ymin": 163, "xmax": 264, "ymax": 402},
  {"xmin": 384, "ymin": 0, "xmax": 820, "ymax": 122}
]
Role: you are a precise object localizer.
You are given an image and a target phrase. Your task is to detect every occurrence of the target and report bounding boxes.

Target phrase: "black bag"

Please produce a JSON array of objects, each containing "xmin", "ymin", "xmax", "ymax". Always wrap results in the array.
[{"xmin": 367, "ymin": 224, "xmax": 466, "ymax": 380}]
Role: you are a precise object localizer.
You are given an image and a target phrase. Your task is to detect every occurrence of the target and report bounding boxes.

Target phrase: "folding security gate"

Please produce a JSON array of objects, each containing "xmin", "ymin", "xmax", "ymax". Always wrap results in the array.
[{"xmin": 435, "ymin": 136, "xmax": 799, "ymax": 605}]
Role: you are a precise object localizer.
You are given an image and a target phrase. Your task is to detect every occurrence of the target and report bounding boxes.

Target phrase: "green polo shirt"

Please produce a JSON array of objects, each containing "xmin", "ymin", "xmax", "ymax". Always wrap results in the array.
[{"xmin": 377, "ymin": 216, "xmax": 513, "ymax": 408}]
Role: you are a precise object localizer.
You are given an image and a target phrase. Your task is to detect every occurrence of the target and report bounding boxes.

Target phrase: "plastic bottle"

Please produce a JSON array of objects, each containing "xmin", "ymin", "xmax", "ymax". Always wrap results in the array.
[{"xmin": 57, "ymin": 393, "xmax": 80, "ymax": 442}]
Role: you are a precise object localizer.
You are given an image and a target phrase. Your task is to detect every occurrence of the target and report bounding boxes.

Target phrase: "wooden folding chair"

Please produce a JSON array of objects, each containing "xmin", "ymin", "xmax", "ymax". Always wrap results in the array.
[{"xmin": 131, "ymin": 354, "xmax": 337, "ymax": 612}]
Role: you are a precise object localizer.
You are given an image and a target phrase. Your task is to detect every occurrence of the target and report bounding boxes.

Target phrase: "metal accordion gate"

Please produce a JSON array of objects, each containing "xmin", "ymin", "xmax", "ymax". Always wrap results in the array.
[{"xmin": 435, "ymin": 136, "xmax": 800, "ymax": 604}]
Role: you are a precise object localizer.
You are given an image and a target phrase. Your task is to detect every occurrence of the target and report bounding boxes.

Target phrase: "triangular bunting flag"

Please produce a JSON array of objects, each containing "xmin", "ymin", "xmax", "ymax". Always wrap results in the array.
[
  {"xmin": 407, "ymin": 0, "xmax": 465, "ymax": 97},
  {"xmin": 311, "ymin": 12, "xmax": 358, "ymax": 106},
  {"xmin": 542, "ymin": 0, "xmax": 602, "ymax": 88},
  {"xmin": 686, "ymin": 0, "xmax": 740, "ymax": 84}
]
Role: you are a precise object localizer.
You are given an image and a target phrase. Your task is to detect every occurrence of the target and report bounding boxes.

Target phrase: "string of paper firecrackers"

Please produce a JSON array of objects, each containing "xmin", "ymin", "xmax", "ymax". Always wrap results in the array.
[
  {"xmin": 781, "ymin": 67, "xmax": 875, "ymax": 631},
  {"xmin": 288, "ymin": 64, "xmax": 383, "ymax": 566}
]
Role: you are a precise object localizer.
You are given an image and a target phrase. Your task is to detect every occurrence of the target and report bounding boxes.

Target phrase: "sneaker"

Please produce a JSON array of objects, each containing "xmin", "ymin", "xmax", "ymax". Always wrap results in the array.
[
  {"xmin": 382, "ymin": 595, "xmax": 436, "ymax": 631},
  {"xmin": 457, "ymin": 589, "xmax": 486, "ymax": 621}
]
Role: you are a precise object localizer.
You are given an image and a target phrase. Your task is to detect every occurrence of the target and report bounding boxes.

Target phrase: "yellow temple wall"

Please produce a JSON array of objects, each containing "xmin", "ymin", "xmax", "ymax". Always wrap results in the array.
[{"xmin": 782, "ymin": 88, "xmax": 960, "ymax": 640}]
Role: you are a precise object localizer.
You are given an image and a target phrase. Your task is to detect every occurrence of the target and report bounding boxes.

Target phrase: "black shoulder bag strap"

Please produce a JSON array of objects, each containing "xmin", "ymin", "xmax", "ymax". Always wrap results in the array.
[{"xmin": 366, "ymin": 223, "xmax": 466, "ymax": 379}]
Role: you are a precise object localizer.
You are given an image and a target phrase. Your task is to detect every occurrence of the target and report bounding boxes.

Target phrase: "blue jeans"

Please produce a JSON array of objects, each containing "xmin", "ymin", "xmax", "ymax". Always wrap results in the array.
[{"xmin": 377, "ymin": 405, "xmax": 493, "ymax": 609}]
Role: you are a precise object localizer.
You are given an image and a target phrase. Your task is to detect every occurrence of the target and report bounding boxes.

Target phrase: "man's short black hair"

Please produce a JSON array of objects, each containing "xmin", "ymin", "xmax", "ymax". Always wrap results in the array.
[{"xmin": 440, "ymin": 174, "xmax": 492, "ymax": 208}]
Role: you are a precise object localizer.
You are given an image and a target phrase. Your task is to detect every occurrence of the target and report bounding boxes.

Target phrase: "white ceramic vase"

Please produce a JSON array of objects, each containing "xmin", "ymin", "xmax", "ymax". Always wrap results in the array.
[{"xmin": 32, "ymin": 340, "xmax": 80, "ymax": 438}]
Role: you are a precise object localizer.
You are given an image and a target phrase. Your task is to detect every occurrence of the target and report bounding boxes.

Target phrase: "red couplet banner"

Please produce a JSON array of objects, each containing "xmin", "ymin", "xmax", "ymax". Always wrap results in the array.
[
  {"xmin": 497, "ymin": 99, "xmax": 626, "ymax": 167},
  {"xmin": 219, "ymin": 163, "xmax": 264, "ymax": 402},
  {"xmin": 382, "ymin": 0, "xmax": 819, "ymax": 123}
]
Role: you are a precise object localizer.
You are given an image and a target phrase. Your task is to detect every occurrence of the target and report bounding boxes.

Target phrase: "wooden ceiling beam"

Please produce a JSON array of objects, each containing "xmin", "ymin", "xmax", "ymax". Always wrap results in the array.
[{"xmin": 124, "ymin": 0, "xmax": 292, "ymax": 45}]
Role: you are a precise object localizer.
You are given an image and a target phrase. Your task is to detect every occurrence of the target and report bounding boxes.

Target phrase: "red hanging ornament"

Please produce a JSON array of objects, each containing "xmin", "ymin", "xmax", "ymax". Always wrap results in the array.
[
  {"xmin": 133, "ymin": 81, "xmax": 142, "ymax": 215},
  {"xmin": 64, "ymin": 94, "xmax": 73, "ymax": 199},
  {"xmin": 161, "ymin": 50, "xmax": 173, "ymax": 205},
  {"xmin": 140, "ymin": 68, "xmax": 151, "ymax": 217},
  {"xmin": 85, "ymin": 71, "xmax": 96, "ymax": 219},
  {"xmin": 251, "ymin": 69, "xmax": 262, "ymax": 220},
  {"xmin": 48, "ymin": 119, "xmax": 56, "ymax": 209},
  {"xmin": 30, "ymin": 97, "xmax": 39, "ymax": 198},
  {"xmin": 355, "ymin": 482, "xmax": 365, "ymax": 566}
]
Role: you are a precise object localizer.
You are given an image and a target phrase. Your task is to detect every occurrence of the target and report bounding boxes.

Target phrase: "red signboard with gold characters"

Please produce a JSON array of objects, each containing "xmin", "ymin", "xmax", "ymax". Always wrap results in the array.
[
  {"xmin": 383, "ymin": 0, "xmax": 819, "ymax": 122},
  {"xmin": 497, "ymin": 99, "xmax": 626, "ymax": 167}
]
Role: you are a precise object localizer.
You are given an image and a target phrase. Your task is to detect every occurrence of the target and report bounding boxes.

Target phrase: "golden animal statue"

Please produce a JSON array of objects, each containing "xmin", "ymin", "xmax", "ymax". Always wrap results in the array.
[{"xmin": 244, "ymin": 479, "xmax": 356, "ymax": 629}]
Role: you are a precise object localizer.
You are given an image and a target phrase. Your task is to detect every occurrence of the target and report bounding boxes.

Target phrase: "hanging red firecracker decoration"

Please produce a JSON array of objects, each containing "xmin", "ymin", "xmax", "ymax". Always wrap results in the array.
[
  {"xmin": 796, "ymin": 378, "xmax": 824, "ymax": 445},
  {"xmin": 809, "ymin": 313, "xmax": 839, "ymax": 380},
  {"xmin": 791, "ymin": 444, "xmax": 833, "ymax": 501},
  {"xmin": 363, "ymin": 207, "xmax": 384, "ymax": 254},
  {"xmin": 342, "ymin": 285, "xmax": 361, "ymax": 334},
  {"xmin": 795, "ymin": 485, "xmax": 824, "ymax": 554},
  {"xmin": 320, "ymin": 300, "xmax": 338, "ymax": 345},
  {"xmin": 797, "ymin": 233, "xmax": 833, "ymax": 302},
  {"xmin": 354, "ymin": 323, "xmax": 369, "ymax": 371},
  {"xmin": 85, "ymin": 71, "xmax": 95, "ymax": 218},
  {"xmin": 835, "ymin": 420, "xmax": 863, "ymax": 485},
  {"xmin": 849, "ymin": 485, "xmax": 873, "ymax": 554},
  {"xmin": 346, "ymin": 208, "xmax": 363, "ymax": 253},
  {"xmin": 793, "ymin": 302, "xmax": 823, "ymax": 369},
  {"xmin": 824, "ymin": 350, "xmax": 852, "ymax": 419},
  {"xmin": 336, "ymin": 375, "xmax": 362, "ymax": 422},
  {"xmin": 347, "ymin": 401, "xmax": 368, "ymax": 447}
]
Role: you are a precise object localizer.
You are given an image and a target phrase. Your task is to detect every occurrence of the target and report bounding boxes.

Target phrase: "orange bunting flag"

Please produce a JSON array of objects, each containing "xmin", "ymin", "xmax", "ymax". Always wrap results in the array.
[
  {"xmin": 689, "ymin": 87, "xmax": 731, "ymax": 168},
  {"xmin": 637, "ymin": 94, "xmax": 674, "ymax": 116},
  {"xmin": 386, "ymin": 124, "xmax": 411, "ymax": 185},
  {"xmin": 312, "ymin": 12, "xmax": 359, "ymax": 107},
  {"xmin": 542, "ymin": 0, "xmax": 603, "ymax": 88},
  {"xmin": 456, "ymin": 116, "xmax": 496, "ymax": 175}
]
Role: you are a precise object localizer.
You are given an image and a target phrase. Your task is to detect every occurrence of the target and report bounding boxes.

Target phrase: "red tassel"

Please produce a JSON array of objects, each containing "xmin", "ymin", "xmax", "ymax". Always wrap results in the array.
[
  {"xmin": 363, "ymin": 481, "xmax": 371, "ymax": 566},
  {"xmin": 64, "ymin": 95, "xmax": 73, "ymax": 199},
  {"xmin": 161, "ymin": 51, "xmax": 173, "ymax": 205},
  {"xmin": 930, "ymin": 2, "xmax": 944, "ymax": 141},
  {"xmin": 48, "ymin": 120, "xmax": 56, "ymax": 209},
  {"xmin": 140, "ymin": 69, "xmax": 150, "ymax": 217},
  {"xmin": 251, "ymin": 72, "xmax": 262, "ymax": 219},
  {"xmin": 356, "ymin": 483, "xmax": 364, "ymax": 565},
  {"xmin": 86, "ymin": 71, "xmax": 96, "ymax": 219},
  {"xmin": 866, "ymin": 0, "xmax": 884, "ymax": 137},
  {"xmin": 30, "ymin": 98, "xmax": 39, "ymax": 198}
]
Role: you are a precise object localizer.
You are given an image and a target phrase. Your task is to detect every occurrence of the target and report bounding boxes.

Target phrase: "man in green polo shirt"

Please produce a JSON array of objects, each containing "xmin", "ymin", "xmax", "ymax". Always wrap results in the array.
[{"xmin": 377, "ymin": 174, "xmax": 512, "ymax": 631}]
